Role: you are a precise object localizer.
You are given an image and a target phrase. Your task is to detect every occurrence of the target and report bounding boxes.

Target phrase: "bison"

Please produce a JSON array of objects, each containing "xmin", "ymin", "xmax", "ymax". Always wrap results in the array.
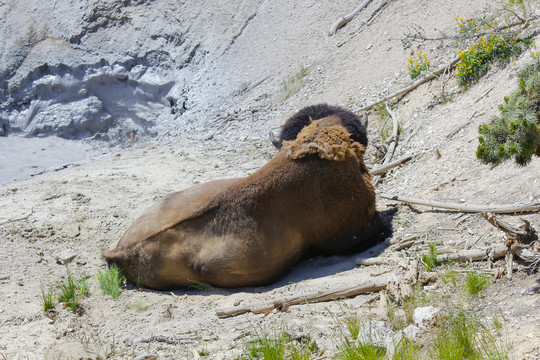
[{"xmin": 102, "ymin": 114, "xmax": 382, "ymax": 289}]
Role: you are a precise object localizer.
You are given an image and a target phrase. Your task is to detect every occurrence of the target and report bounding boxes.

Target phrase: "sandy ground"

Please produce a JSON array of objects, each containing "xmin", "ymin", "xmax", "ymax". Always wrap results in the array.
[{"xmin": 1, "ymin": 0, "xmax": 539, "ymax": 359}]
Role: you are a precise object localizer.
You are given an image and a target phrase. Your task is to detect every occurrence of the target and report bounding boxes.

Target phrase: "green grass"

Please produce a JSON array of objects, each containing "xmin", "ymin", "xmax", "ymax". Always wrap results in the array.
[
  {"xmin": 41, "ymin": 288, "xmax": 55, "ymax": 312},
  {"xmin": 392, "ymin": 338, "xmax": 422, "ymax": 360},
  {"xmin": 277, "ymin": 65, "xmax": 311, "ymax": 102},
  {"xmin": 434, "ymin": 311, "xmax": 508, "ymax": 360},
  {"xmin": 421, "ymin": 243, "xmax": 441, "ymax": 272},
  {"xmin": 97, "ymin": 264, "xmax": 125, "ymax": 300},
  {"xmin": 242, "ymin": 326, "xmax": 318, "ymax": 360},
  {"xmin": 335, "ymin": 341, "xmax": 386, "ymax": 360},
  {"xmin": 56, "ymin": 272, "xmax": 89, "ymax": 312},
  {"xmin": 464, "ymin": 271, "xmax": 491, "ymax": 296}
]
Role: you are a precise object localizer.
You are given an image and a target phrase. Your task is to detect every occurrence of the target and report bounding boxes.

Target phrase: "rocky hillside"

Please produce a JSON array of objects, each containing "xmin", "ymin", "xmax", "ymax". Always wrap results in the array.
[{"xmin": 0, "ymin": 0, "xmax": 539, "ymax": 359}]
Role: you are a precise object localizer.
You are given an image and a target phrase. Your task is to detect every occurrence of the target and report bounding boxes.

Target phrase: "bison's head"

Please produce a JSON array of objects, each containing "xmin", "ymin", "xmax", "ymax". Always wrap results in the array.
[{"xmin": 283, "ymin": 115, "xmax": 365, "ymax": 162}]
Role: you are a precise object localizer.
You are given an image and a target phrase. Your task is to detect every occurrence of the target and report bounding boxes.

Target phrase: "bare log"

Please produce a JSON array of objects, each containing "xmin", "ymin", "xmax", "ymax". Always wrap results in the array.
[
  {"xmin": 377, "ymin": 193, "xmax": 540, "ymax": 214},
  {"xmin": 355, "ymin": 57, "xmax": 461, "ymax": 112},
  {"xmin": 435, "ymin": 246, "xmax": 507, "ymax": 263},
  {"xmin": 329, "ymin": 0, "xmax": 374, "ymax": 36},
  {"xmin": 215, "ymin": 277, "xmax": 388, "ymax": 317}
]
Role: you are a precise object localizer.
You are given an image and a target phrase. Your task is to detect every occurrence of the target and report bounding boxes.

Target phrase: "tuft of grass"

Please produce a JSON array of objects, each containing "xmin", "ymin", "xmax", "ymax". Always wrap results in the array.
[
  {"xmin": 336, "ymin": 341, "xmax": 386, "ymax": 360},
  {"xmin": 278, "ymin": 65, "xmax": 311, "ymax": 102},
  {"xmin": 97, "ymin": 264, "xmax": 125, "ymax": 300},
  {"xmin": 392, "ymin": 338, "xmax": 422, "ymax": 360},
  {"xmin": 433, "ymin": 310, "xmax": 509, "ymax": 360},
  {"xmin": 464, "ymin": 271, "xmax": 491, "ymax": 296},
  {"xmin": 421, "ymin": 243, "xmax": 441, "ymax": 272},
  {"xmin": 41, "ymin": 288, "xmax": 55, "ymax": 312},
  {"xmin": 56, "ymin": 272, "xmax": 89, "ymax": 312},
  {"xmin": 243, "ymin": 326, "xmax": 318, "ymax": 360}
]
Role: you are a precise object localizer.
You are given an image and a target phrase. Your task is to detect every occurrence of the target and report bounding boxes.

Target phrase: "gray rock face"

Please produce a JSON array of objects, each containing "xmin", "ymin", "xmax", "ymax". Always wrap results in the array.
[{"xmin": 0, "ymin": 0, "xmax": 258, "ymax": 142}]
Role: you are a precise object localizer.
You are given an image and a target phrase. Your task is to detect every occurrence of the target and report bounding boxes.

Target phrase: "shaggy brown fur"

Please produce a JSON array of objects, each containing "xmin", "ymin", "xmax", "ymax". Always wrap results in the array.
[
  {"xmin": 103, "ymin": 116, "xmax": 381, "ymax": 289},
  {"xmin": 272, "ymin": 103, "xmax": 368, "ymax": 149}
]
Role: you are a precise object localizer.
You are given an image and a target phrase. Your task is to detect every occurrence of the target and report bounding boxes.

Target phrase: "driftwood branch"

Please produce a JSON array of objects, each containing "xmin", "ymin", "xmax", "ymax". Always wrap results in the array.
[
  {"xmin": 369, "ymin": 155, "xmax": 412, "ymax": 175},
  {"xmin": 215, "ymin": 277, "xmax": 388, "ymax": 317},
  {"xmin": 329, "ymin": 0, "xmax": 374, "ymax": 36},
  {"xmin": 482, "ymin": 212, "xmax": 537, "ymax": 243},
  {"xmin": 377, "ymin": 193, "xmax": 540, "ymax": 214},
  {"xmin": 355, "ymin": 57, "xmax": 461, "ymax": 112}
]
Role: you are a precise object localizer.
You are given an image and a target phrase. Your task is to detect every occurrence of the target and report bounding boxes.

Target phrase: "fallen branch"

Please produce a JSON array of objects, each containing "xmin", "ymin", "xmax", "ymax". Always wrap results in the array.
[
  {"xmin": 355, "ymin": 57, "xmax": 461, "ymax": 112},
  {"xmin": 215, "ymin": 277, "xmax": 388, "ymax": 317},
  {"xmin": 329, "ymin": 0, "xmax": 374, "ymax": 36},
  {"xmin": 404, "ymin": 15, "xmax": 540, "ymax": 43},
  {"xmin": 377, "ymin": 193, "xmax": 540, "ymax": 213},
  {"xmin": 435, "ymin": 246, "xmax": 507, "ymax": 263},
  {"xmin": 369, "ymin": 155, "xmax": 412, "ymax": 175},
  {"xmin": 482, "ymin": 212, "xmax": 537, "ymax": 243}
]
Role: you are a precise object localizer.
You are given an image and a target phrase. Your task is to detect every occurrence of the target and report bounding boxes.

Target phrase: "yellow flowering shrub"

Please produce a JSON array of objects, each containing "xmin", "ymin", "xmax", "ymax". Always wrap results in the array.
[{"xmin": 407, "ymin": 50, "xmax": 430, "ymax": 79}]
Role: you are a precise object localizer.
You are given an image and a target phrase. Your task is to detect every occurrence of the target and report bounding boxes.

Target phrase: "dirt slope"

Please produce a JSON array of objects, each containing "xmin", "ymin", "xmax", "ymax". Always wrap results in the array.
[{"xmin": 0, "ymin": 0, "xmax": 539, "ymax": 359}]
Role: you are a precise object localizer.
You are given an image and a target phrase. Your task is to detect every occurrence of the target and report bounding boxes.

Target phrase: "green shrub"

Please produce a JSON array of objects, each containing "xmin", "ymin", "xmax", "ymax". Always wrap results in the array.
[{"xmin": 477, "ymin": 58, "xmax": 540, "ymax": 166}]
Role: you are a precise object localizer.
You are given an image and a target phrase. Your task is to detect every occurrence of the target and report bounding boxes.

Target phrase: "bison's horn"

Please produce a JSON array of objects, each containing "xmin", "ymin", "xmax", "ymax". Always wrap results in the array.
[
  {"xmin": 269, "ymin": 131, "xmax": 281, "ymax": 149},
  {"xmin": 360, "ymin": 111, "xmax": 368, "ymax": 128}
]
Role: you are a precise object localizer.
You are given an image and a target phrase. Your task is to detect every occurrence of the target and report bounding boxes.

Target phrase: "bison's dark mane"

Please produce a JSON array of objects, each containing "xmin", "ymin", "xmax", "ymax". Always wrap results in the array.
[{"xmin": 275, "ymin": 104, "xmax": 368, "ymax": 149}]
